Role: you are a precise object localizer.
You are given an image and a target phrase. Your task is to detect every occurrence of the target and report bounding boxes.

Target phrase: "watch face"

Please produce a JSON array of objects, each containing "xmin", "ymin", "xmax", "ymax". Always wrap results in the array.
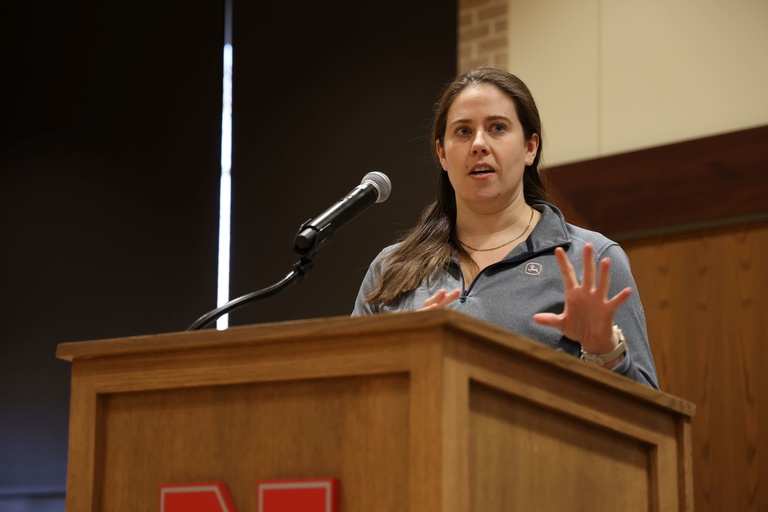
[{"xmin": 583, "ymin": 353, "xmax": 604, "ymax": 365}]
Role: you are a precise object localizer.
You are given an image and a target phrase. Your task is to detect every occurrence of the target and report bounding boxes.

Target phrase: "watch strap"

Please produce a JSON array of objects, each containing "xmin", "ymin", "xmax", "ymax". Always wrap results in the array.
[{"xmin": 580, "ymin": 325, "xmax": 627, "ymax": 366}]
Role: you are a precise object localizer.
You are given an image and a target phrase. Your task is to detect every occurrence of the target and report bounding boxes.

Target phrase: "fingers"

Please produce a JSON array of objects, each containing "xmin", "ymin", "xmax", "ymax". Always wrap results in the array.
[
  {"xmin": 555, "ymin": 244, "xmax": 599, "ymax": 290},
  {"xmin": 538, "ymin": 244, "xmax": 634, "ymax": 341},
  {"xmin": 554, "ymin": 247, "xmax": 579, "ymax": 289},
  {"xmin": 532, "ymin": 311, "xmax": 564, "ymax": 330},
  {"xmin": 593, "ymin": 251, "xmax": 631, "ymax": 310},
  {"xmin": 581, "ymin": 243, "xmax": 596, "ymax": 289},
  {"xmin": 420, "ymin": 288, "xmax": 461, "ymax": 311},
  {"xmin": 606, "ymin": 287, "xmax": 633, "ymax": 312},
  {"xmin": 436, "ymin": 289, "xmax": 461, "ymax": 308},
  {"xmin": 422, "ymin": 289, "xmax": 448, "ymax": 308},
  {"xmin": 559, "ymin": 243, "xmax": 609, "ymax": 296},
  {"xmin": 596, "ymin": 256, "xmax": 611, "ymax": 298}
]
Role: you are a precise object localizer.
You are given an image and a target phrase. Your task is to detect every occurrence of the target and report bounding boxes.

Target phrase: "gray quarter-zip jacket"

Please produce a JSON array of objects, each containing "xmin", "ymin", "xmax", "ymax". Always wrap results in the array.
[{"xmin": 352, "ymin": 202, "xmax": 659, "ymax": 388}]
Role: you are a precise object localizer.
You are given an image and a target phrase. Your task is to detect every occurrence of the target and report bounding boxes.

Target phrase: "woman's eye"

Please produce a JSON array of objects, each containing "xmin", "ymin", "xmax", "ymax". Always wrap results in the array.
[
  {"xmin": 456, "ymin": 126, "xmax": 471, "ymax": 136},
  {"xmin": 490, "ymin": 123, "xmax": 507, "ymax": 133}
]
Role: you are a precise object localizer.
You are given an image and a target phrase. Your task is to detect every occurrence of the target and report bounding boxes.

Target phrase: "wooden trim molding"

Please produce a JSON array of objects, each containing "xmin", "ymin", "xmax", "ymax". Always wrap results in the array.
[{"xmin": 544, "ymin": 125, "xmax": 768, "ymax": 241}]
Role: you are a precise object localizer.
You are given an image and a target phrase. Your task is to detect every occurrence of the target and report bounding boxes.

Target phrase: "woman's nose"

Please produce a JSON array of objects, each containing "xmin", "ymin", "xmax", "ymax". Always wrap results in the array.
[{"xmin": 471, "ymin": 131, "xmax": 489, "ymax": 154}]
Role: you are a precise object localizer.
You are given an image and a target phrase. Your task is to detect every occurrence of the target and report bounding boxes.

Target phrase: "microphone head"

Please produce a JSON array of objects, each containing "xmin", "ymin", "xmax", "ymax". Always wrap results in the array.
[{"xmin": 361, "ymin": 171, "xmax": 391, "ymax": 203}]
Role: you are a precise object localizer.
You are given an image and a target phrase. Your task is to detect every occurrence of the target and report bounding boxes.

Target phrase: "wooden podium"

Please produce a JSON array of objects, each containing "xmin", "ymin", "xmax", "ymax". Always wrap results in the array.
[{"xmin": 56, "ymin": 310, "xmax": 695, "ymax": 511}]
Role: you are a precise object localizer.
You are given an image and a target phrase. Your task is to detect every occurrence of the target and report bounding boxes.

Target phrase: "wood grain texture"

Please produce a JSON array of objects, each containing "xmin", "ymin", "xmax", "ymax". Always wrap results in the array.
[
  {"xmin": 470, "ymin": 383, "xmax": 652, "ymax": 511},
  {"xmin": 624, "ymin": 222, "xmax": 768, "ymax": 511},
  {"xmin": 455, "ymin": 345, "xmax": 686, "ymax": 511},
  {"xmin": 57, "ymin": 310, "xmax": 694, "ymax": 511},
  {"xmin": 54, "ymin": 312, "xmax": 695, "ymax": 417},
  {"xmin": 98, "ymin": 375, "xmax": 410, "ymax": 511},
  {"xmin": 542, "ymin": 125, "xmax": 768, "ymax": 510},
  {"xmin": 545, "ymin": 124, "xmax": 768, "ymax": 240}
]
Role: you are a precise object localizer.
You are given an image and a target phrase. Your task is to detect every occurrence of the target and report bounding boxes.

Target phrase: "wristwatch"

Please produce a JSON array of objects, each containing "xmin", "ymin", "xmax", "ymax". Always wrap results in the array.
[{"xmin": 580, "ymin": 325, "xmax": 627, "ymax": 366}]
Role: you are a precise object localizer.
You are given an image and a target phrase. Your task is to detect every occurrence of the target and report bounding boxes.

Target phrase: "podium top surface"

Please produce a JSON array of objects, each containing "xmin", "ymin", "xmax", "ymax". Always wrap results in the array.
[{"xmin": 56, "ymin": 310, "xmax": 694, "ymax": 417}]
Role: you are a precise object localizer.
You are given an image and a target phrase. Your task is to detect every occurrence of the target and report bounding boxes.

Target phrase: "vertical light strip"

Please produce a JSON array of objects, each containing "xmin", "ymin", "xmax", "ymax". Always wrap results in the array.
[{"xmin": 216, "ymin": 0, "xmax": 233, "ymax": 330}]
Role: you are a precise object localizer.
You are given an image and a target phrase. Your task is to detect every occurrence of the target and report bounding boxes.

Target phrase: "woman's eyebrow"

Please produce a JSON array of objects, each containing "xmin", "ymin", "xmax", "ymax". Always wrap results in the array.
[{"xmin": 449, "ymin": 114, "xmax": 512, "ymax": 126}]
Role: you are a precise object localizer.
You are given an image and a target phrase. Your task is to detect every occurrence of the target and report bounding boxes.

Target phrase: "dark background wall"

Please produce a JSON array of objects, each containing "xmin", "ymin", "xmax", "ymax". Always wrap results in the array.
[
  {"xmin": 228, "ymin": 2, "xmax": 455, "ymax": 327},
  {"xmin": 0, "ymin": 0, "xmax": 456, "ymax": 509}
]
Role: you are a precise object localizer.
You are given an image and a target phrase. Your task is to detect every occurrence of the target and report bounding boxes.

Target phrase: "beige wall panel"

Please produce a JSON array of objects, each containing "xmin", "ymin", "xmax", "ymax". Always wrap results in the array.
[
  {"xmin": 507, "ymin": 0, "xmax": 600, "ymax": 165},
  {"xmin": 505, "ymin": 0, "xmax": 768, "ymax": 164},
  {"xmin": 601, "ymin": 0, "xmax": 768, "ymax": 155}
]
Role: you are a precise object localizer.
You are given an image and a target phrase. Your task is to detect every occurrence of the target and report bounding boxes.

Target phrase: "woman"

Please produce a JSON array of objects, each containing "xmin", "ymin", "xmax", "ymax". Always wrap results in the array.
[{"xmin": 352, "ymin": 67, "xmax": 658, "ymax": 388}]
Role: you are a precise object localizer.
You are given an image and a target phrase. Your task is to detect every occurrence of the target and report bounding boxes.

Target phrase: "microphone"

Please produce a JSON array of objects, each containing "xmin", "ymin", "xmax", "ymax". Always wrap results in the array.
[{"xmin": 294, "ymin": 171, "xmax": 391, "ymax": 255}]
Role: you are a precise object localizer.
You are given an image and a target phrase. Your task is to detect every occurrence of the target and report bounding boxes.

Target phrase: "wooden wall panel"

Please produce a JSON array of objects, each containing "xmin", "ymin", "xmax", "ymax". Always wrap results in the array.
[
  {"xmin": 623, "ymin": 221, "xmax": 768, "ymax": 511},
  {"xmin": 545, "ymin": 124, "xmax": 768, "ymax": 241},
  {"xmin": 547, "ymin": 125, "xmax": 768, "ymax": 511}
]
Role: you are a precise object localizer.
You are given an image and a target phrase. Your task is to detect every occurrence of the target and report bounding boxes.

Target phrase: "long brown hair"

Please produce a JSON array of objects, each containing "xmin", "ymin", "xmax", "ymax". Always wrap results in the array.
[{"xmin": 365, "ymin": 67, "xmax": 551, "ymax": 307}]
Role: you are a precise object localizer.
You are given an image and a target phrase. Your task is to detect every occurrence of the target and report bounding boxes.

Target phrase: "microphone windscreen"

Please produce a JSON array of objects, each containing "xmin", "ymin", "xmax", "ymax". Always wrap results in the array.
[{"xmin": 362, "ymin": 171, "xmax": 392, "ymax": 203}]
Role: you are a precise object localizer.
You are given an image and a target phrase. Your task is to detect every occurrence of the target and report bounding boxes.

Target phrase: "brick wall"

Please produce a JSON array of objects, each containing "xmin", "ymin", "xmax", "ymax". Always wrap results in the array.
[{"xmin": 458, "ymin": 0, "xmax": 508, "ymax": 73}]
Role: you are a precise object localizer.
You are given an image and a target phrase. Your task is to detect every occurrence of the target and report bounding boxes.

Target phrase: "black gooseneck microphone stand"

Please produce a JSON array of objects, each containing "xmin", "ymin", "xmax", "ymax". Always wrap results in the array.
[
  {"xmin": 187, "ymin": 171, "xmax": 391, "ymax": 331},
  {"xmin": 186, "ymin": 257, "xmax": 315, "ymax": 331}
]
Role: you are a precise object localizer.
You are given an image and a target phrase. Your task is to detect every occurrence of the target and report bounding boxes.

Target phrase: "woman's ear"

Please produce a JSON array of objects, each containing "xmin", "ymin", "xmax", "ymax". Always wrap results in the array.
[
  {"xmin": 435, "ymin": 139, "xmax": 447, "ymax": 171},
  {"xmin": 525, "ymin": 133, "xmax": 540, "ymax": 166}
]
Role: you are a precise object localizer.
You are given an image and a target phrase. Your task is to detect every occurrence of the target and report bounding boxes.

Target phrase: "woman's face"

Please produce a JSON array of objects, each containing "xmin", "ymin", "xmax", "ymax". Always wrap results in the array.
[{"xmin": 436, "ymin": 83, "xmax": 539, "ymax": 213}]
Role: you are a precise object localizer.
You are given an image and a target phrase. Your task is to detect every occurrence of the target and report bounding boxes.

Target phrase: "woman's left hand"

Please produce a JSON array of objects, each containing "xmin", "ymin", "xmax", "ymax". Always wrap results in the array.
[{"xmin": 532, "ymin": 243, "xmax": 632, "ymax": 354}]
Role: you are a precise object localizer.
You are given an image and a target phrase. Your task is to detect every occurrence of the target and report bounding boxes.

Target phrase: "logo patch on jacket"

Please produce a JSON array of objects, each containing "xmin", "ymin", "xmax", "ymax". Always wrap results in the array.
[{"xmin": 524, "ymin": 262, "xmax": 543, "ymax": 275}]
